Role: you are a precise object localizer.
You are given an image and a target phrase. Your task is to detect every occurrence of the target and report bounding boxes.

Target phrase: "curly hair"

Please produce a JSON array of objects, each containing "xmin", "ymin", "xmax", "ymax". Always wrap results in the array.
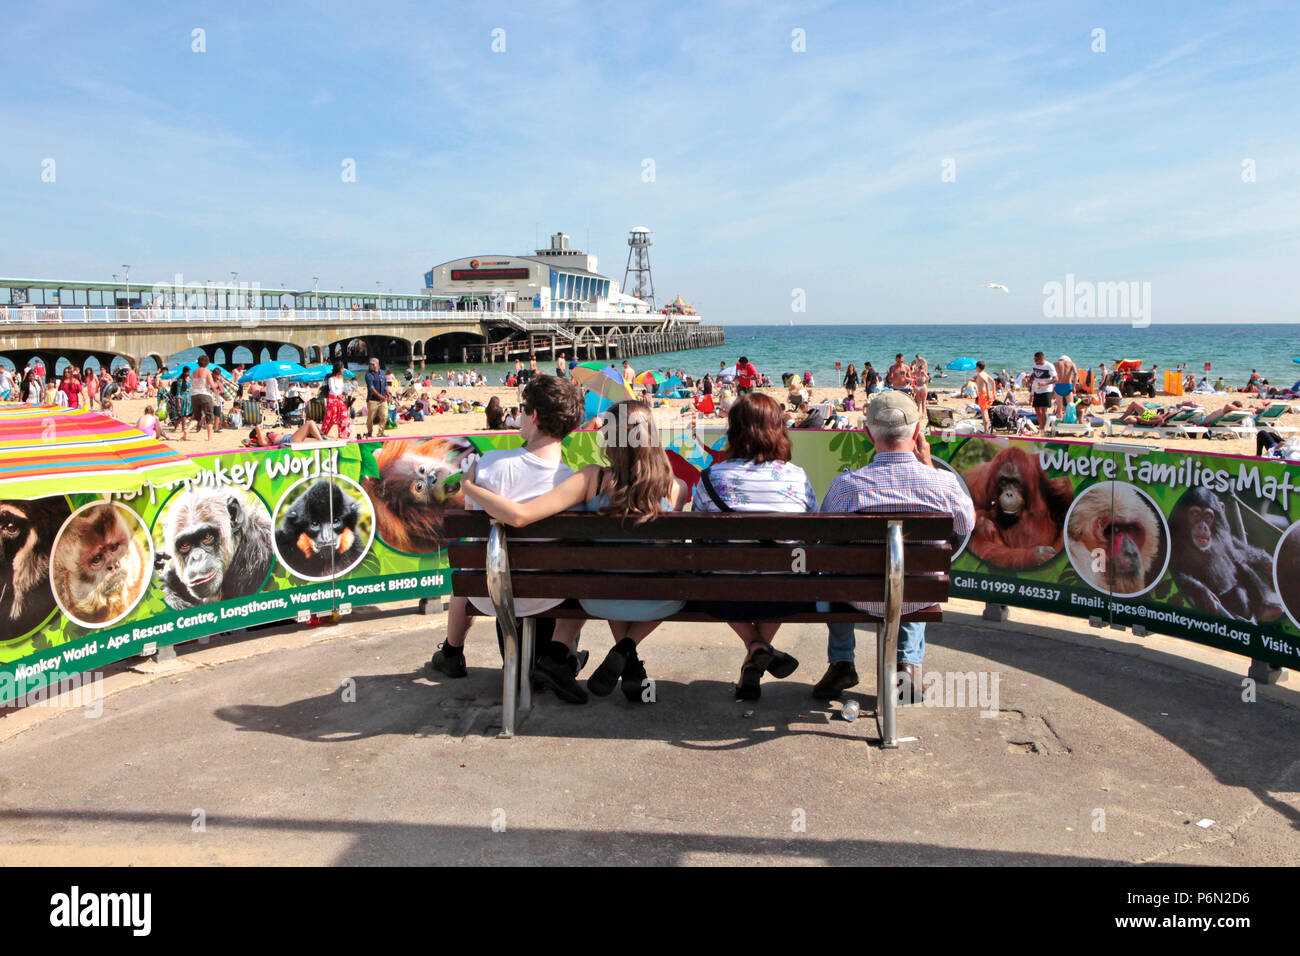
[
  {"xmin": 723, "ymin": 392, "xmax": 792, "ymax": 463},
  {"xmin": 521, "ymin": 374, "xmax": 584, "ymax": 439}
]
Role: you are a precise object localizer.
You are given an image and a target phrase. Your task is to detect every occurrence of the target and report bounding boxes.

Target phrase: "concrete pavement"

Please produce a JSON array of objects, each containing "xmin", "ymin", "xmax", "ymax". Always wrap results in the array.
[{"xmin": 1, "ymin": 600, "xmax": 1297, "ymax": 866}]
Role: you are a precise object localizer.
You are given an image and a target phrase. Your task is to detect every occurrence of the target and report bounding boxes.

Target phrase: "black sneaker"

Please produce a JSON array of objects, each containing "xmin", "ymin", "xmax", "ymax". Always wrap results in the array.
[
  {"xmin": 427, "ymin": 643, "xmax": 467, "ymax": 679},
  {"xmin": 569, "ymin": 648, "xmax": 590, "ymax": 677},
  {"xmin": 621, "ymin": 650, "xmax": 651, "ymax": 703},
  {"xmin": 588, "ymin": 645, "xmax": 629, "ymax": 697},
  {"xmin": 533, "ymin": 653, "xmax": 589, "ymax": 704}
]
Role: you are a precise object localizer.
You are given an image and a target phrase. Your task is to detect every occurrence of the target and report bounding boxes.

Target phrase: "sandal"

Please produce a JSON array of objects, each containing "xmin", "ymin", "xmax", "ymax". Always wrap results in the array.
[
  {"xmin": 734, "ymin": 643, "xmax": 774, "ymax": 701},
  {"xmin": 766, "ymin": 647, "xmax": 800, "ymax": 679}
]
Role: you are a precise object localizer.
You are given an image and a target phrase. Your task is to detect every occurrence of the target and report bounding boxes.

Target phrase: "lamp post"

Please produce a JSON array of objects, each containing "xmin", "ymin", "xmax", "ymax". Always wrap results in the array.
[{"xmin": 122, "ymin": 264, "xmax": 130, "ymax": 315}]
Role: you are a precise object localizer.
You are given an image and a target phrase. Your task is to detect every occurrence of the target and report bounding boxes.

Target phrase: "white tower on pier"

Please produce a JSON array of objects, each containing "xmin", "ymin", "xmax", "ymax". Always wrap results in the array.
[{"xmin": 622, "ymin": 227, "xmax": 655, "ymax": 309}]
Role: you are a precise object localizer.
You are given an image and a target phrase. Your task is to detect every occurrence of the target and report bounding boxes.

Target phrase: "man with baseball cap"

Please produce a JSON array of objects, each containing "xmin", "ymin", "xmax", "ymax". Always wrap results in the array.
[{"xmin": 813, "ymin": 390, "xmax": 975, "ymax": 701}]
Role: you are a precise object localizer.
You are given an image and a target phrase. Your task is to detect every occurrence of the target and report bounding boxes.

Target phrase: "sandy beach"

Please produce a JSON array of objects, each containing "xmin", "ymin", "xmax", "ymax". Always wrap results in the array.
[{"xmin": 94, "ymin": 376, "xmax": 1287, "ymax": 462}]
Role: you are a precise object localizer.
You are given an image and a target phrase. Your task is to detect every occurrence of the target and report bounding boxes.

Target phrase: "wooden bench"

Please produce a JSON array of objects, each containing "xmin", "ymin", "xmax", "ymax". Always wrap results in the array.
[{"xmin": 446, "ymin": 510, "xmax": 954, "ymax": 748}]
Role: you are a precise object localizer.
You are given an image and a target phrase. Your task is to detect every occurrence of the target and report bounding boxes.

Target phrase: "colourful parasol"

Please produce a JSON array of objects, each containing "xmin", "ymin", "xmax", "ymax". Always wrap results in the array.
[
  {"xmin": 0, "ymin": 403, "xmax": 199, "ymax": 499},
  {"xmin": 634, "ymin": 370, "xmax": 669, "ymax": 386},
  {"xmin": 570, "ymin": 365, "xmax": 634, "ymax": 404}
]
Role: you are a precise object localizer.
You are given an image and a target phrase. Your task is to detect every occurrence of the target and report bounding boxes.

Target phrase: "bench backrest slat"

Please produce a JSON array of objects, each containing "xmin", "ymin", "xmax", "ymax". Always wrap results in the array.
[
  {"xmin": 448, "ymin": 540, "xmax": 952, "ymax": 574},
  {"xmin": 451, "ymin": 571, "xmax": 950, "ymax": 604},
  {"xmin": 444, "ymin": 510, "xmax": 953, "ymax": 542}
]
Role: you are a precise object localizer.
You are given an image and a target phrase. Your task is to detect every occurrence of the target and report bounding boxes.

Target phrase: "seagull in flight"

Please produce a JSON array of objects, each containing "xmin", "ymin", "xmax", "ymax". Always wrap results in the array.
[{"xmin": 985, "ymin": 283, "xmax": 1010, "ymax": 293}]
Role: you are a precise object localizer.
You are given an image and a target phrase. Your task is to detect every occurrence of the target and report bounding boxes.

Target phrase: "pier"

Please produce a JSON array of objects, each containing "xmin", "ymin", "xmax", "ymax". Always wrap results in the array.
[{"xmin": 0, "ymin": 305, "xmax": 724, "ymax": 371}]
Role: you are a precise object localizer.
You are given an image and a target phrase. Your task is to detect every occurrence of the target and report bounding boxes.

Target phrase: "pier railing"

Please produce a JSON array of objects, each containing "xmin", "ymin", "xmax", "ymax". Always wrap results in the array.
[{"xmin": 0, "ymin": 305, "xmax": 699, "ymax": 328}]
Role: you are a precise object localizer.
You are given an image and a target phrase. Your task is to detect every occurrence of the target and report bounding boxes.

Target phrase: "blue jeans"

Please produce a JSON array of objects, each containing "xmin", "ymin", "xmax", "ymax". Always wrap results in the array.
[{"xmin": 826, "ymin": 620, "xmax": 925, "ymax": 666}]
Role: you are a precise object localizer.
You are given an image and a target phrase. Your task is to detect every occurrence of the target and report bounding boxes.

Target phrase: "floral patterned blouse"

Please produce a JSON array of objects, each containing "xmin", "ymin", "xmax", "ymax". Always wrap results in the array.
[{"xmin": 691, "ymin": 458, "xmax": 818, "ymax": 513}]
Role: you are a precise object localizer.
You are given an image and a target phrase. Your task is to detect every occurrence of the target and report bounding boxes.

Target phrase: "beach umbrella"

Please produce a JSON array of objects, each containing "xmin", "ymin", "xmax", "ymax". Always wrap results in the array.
[
  {"xmin": 1293, "ymin": 358, "xmax": 1300, "ymax": 364},
  {"xmin": 634, "ymin": 370, "xmax": 669, "ymax": 387},
  {"xmin": 571, "ymin": 365, "xmax": 634, "ymax": 404},
  {"xmin": 240, "ymin": 361, "xmax": 308, "ymax": 383},
  {"xmin": 0, "ymin": 403, "xmax": 199, "ymax": 499},
  {"xmin": 947, "ymin": 358, "xmax": 978, "ymax": 372},
  {"xmin": 296, "ymin": 364, "xmax": 357, "ymax": 382},
  {"xmin": 161, "ymin": 361, "xmax": 233, "ymax": 380},
  {"xmin": 584, "ymin": 391, "xmax": 616, "ymax": 421}
]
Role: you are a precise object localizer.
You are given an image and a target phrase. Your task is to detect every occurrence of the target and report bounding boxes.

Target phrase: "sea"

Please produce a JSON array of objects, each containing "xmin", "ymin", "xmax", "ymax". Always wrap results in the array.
[{"xmin": 167, "ymin": 323, "xmax": 1299, "ymax": 389}]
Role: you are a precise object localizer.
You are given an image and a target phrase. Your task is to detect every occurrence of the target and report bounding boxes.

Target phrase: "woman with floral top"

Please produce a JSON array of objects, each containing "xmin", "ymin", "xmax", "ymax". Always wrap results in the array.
[{"xmin": 691, "ymin": 393, "xmax": 818, "ymax": 700}]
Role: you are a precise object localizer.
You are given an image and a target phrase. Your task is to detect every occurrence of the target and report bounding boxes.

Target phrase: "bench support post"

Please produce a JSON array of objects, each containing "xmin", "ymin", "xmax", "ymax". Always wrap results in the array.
[
  {"xmin": 519, "ymin": 618, "xmax": 536, "ymax": 715},
  {"xmin": 485, "ymin": 522, "xmax": 523, "ymax": 738},
  {"xmin": 876, "ymin": 520, "xmax": 904, "ymax": 749}
]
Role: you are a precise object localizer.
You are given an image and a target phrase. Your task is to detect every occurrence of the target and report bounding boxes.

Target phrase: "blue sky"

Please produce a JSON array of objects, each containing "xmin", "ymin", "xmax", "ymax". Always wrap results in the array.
[{"xmin": 3, "ymin": 0, "xmax": 1298, "ymax": 324}]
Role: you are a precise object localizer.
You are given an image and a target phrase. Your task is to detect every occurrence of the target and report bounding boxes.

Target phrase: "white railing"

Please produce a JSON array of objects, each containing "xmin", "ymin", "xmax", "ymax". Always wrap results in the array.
[{"xmin": 0, "ymin": 306, "xmax": 701, "ymax": 328}]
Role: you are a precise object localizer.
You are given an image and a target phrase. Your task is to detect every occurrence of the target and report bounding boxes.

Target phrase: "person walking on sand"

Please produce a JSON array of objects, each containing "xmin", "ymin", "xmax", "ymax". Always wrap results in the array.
[
  {"xmin": 1030, "ymin": 351, "xmax": 1058, "ymax": 431},
  {"xmin": 973, "ymin": 361, "xmax": 996, "ymax": 432},
  {"xmin": 886, "ymin": 354, "xmax": 912, "ymax": 392},
  {"xmin": 1053, "ymin": 354, "xmax": 1078, "ymax": 416},
  {"xmin": 365, "ymin": 357, "xmax": 388, "ymax": 438},
  {"xmin": 912, "ymin": 355, "xmax": 930, "ymax": 409},
  {"xmin": 190, "ymin": 355, "xmax": 219, "ymax": 442}
]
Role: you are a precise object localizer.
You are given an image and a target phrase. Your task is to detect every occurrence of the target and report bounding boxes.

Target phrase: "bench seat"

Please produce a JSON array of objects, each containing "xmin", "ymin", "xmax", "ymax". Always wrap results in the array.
[{"xmin": 447, "ymin": 509, "xmax": 954, "ymax": 747}]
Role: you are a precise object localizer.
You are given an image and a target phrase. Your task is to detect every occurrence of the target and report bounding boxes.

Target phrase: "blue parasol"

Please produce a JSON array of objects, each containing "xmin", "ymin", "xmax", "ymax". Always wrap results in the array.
[
  {"xmin": 296, "ymin": 364, "xmax": 357, "ymax": 382},
  {"xmin": 240, "ymin": 361, "xmax": 308, "ymax": 382},
  {"xmin": 161, "ymin": 361, "xmax": 233, "ymax": 380},
  {"xmin": 947, "ymin": 358, "xmax": 978, "ymax": 372}
]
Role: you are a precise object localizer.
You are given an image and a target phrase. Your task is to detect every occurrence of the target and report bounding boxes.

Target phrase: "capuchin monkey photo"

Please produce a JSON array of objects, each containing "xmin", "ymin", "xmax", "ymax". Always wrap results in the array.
[
  {"xmin": 363, "ymin": 437, "xmax": 473, "ymax": 554},
  {"xmin": 1168, "ymin": 487, "xmax": 1283, "ymax": 623},
  {"xmin": 0, "ymin": 496, "xmax": 72, "ymax": 642},
  {"xmin": 51, "ymin": 502, "xmax": 151, "ymax": 626},
  {"xmin": 274, "ymin": 479, "xmax": 371, "ymax": 579},
  {"xmin": 154, "ymin": 488, "xmax": 274, "ymax": 610},
  {"xmin": 1066, "ymin": 482, "xmax": 1167, "ymax": 596}
]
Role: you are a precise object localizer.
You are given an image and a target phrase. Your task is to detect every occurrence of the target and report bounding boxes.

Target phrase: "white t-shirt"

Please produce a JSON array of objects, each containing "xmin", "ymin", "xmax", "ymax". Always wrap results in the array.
[
  {"xmin": 327, "ymin": 375, "xmax": 345, "ymax": 397},
  {"xmin": 467, "ymin": 447, "xmax": 575, "ymax": 617},
  {"xmin": 265, "ymin": 378, "xmax": 281, "ymax": 402},
  {"xmin": 1031, "ymin": 363, "xmax": 1057, "ymax": 395}
]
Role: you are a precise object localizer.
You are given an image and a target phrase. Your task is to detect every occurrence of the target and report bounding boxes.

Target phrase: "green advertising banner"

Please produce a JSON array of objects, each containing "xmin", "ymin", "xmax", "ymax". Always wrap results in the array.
[{"xmin": 3, "ymin": 427, "xmax": 1297, "ymax": 703}]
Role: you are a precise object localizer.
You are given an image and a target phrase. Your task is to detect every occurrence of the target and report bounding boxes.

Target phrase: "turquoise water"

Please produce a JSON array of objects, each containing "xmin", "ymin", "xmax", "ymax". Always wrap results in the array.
[{"xmin": 155, "ymin": 323, "xmax": 1299, "ymax": 388}]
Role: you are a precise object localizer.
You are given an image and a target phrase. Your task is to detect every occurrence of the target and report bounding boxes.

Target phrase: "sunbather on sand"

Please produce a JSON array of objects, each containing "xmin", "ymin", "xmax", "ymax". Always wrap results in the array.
[{"xmin": 1118, "ymin": 402, "xmax": 1177, "ymax": 427}]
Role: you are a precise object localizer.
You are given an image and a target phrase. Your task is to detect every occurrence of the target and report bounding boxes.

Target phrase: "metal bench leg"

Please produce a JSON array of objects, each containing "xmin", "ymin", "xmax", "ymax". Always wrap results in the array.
[
  {"xmin": 876, "ymin": 520, "xmax": 904, "ymax": 749},
  {"xmin": 484, "ymin": 522, "xmax": 522, "ymax": 739},
  {"xmin": 519, "ymin": 617, "xmax": 536, "ymax": 716}
]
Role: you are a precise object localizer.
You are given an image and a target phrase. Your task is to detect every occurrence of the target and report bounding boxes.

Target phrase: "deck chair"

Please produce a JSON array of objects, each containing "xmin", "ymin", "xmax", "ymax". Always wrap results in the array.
[
  {"xmin": 1049, "ymin": 420, "xmax": 1093, "ymax": 437},
  {"xmin": 927, "ymin": 407, "xmax": 954, "ymax": 429},
  {"xmin": 1206, "ymin": 410, "xmax": 1255, "ymax": 440},
  {"xmin": 307, "ymin": 397, "xmax": 327, "ymax": 423},
  {"xmin": 1161, "ymin": 408, "xmax": 1207, "ymax": 438},
  {"xmin": 240, "ymin": 398, "xmax": 263, "ymax": 427},
  {"xmin": 1253, "ymin": 402, "xmax": 1297, "ymax": 435}
]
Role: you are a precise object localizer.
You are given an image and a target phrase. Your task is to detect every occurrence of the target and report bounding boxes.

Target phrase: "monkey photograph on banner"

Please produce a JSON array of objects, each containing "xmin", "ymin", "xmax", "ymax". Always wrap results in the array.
[
  {"xmin": 49, "ymin": 501, "xmax": 153, "ymax": 628},
  {"xmin": 0, "ymin": 495, "xmax": 73, "ymax": 643},
  {"xmin": 953, "ymin": 438, "xmax": 1074, "ymax": 570},
  {"xmin": 1166, "ymin": 486, "xmax": 1285, "ymax": 624},
  {"xmin": 151, "ymin": 486, "xmax": 275, "ymax": 610},
  {"xmin": 1064, "ymin": 482, "xmax": 1170, "ymax": 598},
  {"xmin": 273, "ymin": 475, "xmax": 374, "ymax": 581},
  {"xmin": 361, "ymin": 437, "xmax": 474, "ymax": 554},
  {"xmin": 1272, "ymin": 522, "xmax": 1300, "ymax": 631}
]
